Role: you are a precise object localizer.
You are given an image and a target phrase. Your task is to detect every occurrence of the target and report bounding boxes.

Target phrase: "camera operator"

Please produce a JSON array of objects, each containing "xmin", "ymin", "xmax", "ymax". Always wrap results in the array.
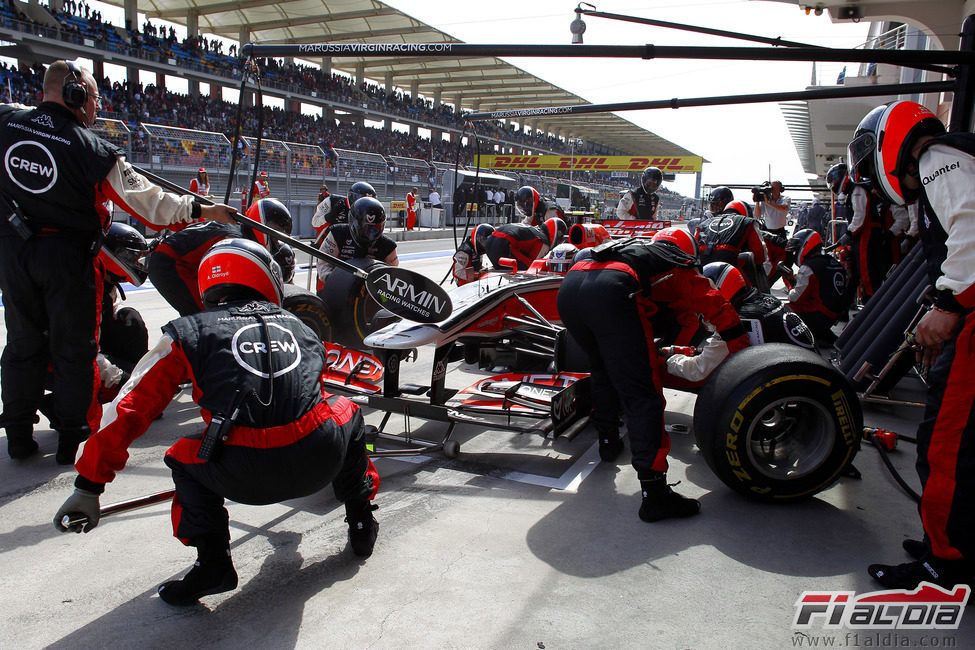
[
  {"xmin": 753, "ymin": 180, "xmax": 791, "ymax": 280},
  {"xmin": 753, "ymin": 181, "xmax": 791, "ymax": 236}
]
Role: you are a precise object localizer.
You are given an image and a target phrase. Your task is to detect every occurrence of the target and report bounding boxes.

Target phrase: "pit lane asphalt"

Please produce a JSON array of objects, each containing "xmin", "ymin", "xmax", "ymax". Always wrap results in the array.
[{"xmin": 1, "ymin": 232, "xmax": 971, "ymax": 649}]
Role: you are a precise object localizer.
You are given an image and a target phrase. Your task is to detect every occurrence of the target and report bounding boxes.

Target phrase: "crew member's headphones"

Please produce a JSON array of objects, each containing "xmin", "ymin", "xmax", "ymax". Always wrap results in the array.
[{"xmin": 62, "ymin": 61, "xmax": 88, "ymax": 110}]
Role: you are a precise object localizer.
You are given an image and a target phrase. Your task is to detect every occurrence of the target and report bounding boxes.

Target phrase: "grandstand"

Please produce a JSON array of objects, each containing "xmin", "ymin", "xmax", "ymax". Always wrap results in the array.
[{"xmin": 0, "ymin": 0, "xmax": 700, "ymax": 232}]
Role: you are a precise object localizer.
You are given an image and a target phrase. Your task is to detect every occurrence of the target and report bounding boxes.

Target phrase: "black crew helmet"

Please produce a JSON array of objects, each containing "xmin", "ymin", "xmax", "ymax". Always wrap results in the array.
[
  {"xmin": 641, "ymin": 166, "xmax": 663, "ymax": 193},
  {"xmin": 708, "ymin": 186, "xmax": 734, "ymax": 212},
  {"xmin": 350, "ymin": 196, "xmax": 387, "ymax": 248},
  {"xmin": 348, "ymin": 181, "xmax": 377, "ymax": 207},
  {"xmin": 825, "ymin": 164, "xmax": 848, "ymax": 195},
  {"xmin": 99, "ymin": 222, "xmax": 149, "ymax": 286}
]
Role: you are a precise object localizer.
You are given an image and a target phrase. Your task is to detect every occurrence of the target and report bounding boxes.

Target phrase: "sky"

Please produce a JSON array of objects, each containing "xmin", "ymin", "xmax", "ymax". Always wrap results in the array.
[
  {"xmin": 47, "ymin": 0, "xmax": 872, "ymax": 201},
  {"xmin": 381, "ymin": 0, "xmax": 873, "ymax": 200}
]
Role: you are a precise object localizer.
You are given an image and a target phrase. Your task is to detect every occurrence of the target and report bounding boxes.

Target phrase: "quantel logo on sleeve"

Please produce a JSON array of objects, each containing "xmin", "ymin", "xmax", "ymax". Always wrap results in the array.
[{"xmin": 922, "ymin": 160, "xmax": 961, "ymax": 185}]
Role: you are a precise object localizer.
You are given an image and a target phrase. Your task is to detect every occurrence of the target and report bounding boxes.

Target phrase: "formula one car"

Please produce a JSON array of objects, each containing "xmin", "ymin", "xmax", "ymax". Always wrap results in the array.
[{"xmin": 278, "ymin": 231, "xmax": 862, "ymax": 504}]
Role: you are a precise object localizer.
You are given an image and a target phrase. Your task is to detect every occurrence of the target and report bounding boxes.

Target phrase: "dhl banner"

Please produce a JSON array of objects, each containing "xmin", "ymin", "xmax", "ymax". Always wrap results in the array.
[{"xmin": 475, "ymin": 155, "xmax": 703, "ymax": 173}]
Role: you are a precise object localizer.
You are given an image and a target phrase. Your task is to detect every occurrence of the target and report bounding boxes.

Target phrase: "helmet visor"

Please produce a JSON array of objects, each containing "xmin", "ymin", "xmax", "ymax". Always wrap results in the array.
[{"xmin": 848, "ymin": 132, "xmax": 876, "ymax": 172}]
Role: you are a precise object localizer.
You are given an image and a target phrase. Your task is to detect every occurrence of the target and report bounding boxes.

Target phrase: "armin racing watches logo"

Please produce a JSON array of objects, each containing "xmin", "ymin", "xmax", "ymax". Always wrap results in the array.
[{"xmin": 793, "ymin": 583, "xmax": 969, "ymax": 630}]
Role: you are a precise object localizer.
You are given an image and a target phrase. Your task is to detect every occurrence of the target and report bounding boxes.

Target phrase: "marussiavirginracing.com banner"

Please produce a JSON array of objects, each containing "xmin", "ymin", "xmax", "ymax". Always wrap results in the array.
[{"xmin": 475, "ymin": 155, "xmax": 703, "ymax": 173}]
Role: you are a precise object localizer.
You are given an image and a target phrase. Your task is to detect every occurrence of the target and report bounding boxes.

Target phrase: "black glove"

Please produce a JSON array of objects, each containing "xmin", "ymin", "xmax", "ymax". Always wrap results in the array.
[
  {"xmin": 54, "ymin": 489, "xmax": 101, "ymax": 533},
  {"xmin": 900, "ymin": 236, "xmax": 916, "ymax": 255},
  {"xmin": 837, "ymin": 232, "xmax": 853, "ymax": 247}
]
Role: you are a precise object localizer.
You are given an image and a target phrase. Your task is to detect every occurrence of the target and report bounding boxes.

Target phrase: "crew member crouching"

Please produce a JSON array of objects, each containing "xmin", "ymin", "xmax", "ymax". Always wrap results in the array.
[
  {"xmin": 786, "ymin": 229, "xmax": 854, "ymax": 344},
  {"xmin": 54, "ymin": 238, "xmax": 380, "ymax": 606}
]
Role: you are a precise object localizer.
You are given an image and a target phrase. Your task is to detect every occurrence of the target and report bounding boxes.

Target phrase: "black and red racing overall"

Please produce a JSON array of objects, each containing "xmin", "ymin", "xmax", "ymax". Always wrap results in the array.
[
  {"xmin": 73, "ymin": 300, "xmax": 376, "ymax": 545},
  {"xmin": 557, "ymin": 240, "xmax": 749, "ymax": 480},
  {"xmin": 148, "ymin": 221, "xmax": 241, "ymax": 316},
  {"xmin": 484, "ymin": 223, "xmax": 550, "ymax": 270},
  {"xmin": 695, "ymin": 212, "xmax": 770, "ymax": 281}
]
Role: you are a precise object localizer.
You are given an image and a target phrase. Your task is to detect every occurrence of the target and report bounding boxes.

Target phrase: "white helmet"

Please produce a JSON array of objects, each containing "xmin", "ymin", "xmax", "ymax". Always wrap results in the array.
[{"xmin": 546, "ymin": 243, "xmax": 580, "ymax": 273}]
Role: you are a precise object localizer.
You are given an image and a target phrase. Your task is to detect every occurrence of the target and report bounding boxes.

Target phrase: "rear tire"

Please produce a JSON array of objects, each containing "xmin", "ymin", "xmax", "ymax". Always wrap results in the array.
[{"xmin": 693, "ymin": 343, "xmax": 861, "ymax": 502}]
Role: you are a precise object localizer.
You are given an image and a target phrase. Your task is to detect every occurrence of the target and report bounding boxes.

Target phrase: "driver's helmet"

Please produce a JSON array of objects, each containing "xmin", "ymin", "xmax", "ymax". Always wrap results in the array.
[{"xmin": 546, "ymin": 242, "xmax": 580, "ymax": 273}]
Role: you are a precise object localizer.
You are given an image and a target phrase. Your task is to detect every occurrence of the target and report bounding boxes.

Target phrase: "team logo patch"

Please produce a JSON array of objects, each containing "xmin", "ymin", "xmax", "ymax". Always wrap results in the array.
[
  {"xmin": 783, "ymin": 311, "xmax": 814, "ymax": 347},
  {"xmin": 122, "ymin": 166, "xmax": 149, "ymax": 190},
  {"xmin": 231, "ymin": 322, "xmax": 301, "ymax": 378},
  {"xmin": 832, "ymin": 270, "xmax": 847, "ymax": 295},
  {"xmin": 705, "ymin": 217, "xmax": 736, "ymax": 234},
  {"xmin": 30, "ymin": 114, "xmax": 55, "ymax": 129},
  {"xmin": 5, "ymin": 141, "xmax": 58, "ymax": 193}
]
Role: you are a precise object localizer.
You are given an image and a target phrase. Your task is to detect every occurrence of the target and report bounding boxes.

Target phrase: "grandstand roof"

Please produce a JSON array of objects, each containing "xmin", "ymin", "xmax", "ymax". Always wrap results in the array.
[{"xmin": 116, "ymin": 0, "xmax": 700, "ymax": 158}]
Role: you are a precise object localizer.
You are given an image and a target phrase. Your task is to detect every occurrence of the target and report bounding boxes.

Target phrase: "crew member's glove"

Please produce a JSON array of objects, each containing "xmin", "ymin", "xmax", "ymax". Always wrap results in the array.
[
  {"xmin": 54, "ymin": 489, "xmax": 101, "ymax": 534},
  {"xmin": 900, "ymin": 235, "xmax": 917, "ymax": 256},
  {"xmin": 837, "ymin": 232, "xmax": 853, "ymax": 247},
  {"xmin": 725, "ymin": 333, "xmax": 751, "ymax": 355}
]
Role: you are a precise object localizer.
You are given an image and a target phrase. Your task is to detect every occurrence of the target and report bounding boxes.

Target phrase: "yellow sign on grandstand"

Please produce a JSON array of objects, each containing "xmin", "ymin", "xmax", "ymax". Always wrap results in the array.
[{"xmin": 476, "ymin": 155, "xmax": 703, "ymax": 173}]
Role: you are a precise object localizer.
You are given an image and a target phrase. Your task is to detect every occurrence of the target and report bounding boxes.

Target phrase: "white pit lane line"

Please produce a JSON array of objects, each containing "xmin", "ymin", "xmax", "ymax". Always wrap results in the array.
[{"xmin": 372, "ymin": 440, "xmax": 603, "ymax": 493}]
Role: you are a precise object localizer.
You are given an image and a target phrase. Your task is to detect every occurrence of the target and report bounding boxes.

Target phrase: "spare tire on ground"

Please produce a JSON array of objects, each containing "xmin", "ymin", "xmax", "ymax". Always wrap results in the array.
[{"xmin": 693, "ymin": 343, "xmax": 862, "ymax": 502}]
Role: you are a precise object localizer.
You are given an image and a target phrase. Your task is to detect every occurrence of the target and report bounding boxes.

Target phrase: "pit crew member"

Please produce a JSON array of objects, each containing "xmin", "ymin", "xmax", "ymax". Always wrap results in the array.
[{"xmin": 54, "ymin": 238, "xmax": 380, "ymax": 606}]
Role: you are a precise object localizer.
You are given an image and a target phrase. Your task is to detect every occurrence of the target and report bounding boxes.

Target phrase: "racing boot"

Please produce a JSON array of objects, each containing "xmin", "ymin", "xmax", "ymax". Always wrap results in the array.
[
  {"xmin": 6, "ymin": 424, "xmax": 38, "ymax": 460},
  {"xmin": 902, "ymin": 538, "xmax": 928, "ymax": 560},
  {"xmin": 638, "ymin": 472, "xmax": 701, "ymax": 522},
  {"xmin": 55, "ymin": 425, "xmax": 90, "ymax": 466},
  {"xmin": 597, "ymin": 430, "xmax": 624, "ymax": 463},
  {"xmin": 345, "ymin": 500, "xmax": 379, "ymax": 558},
  {"xmin": 158, "ymin": 535, "xmax": 238, "ymax": 606},
  {"xmin": 868, "ymin": 554, "xmax": 974, "ymax": 591}
]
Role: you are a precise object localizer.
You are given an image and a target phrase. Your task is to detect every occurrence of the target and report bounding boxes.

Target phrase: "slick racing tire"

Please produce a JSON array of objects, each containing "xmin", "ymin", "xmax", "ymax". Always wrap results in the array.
[
  {"xmin": 282, "ymin": 283, "xmax": 333, "ymax": 343},
  {"xmin": 693, "ymin": 343, "xmax": 861, "ymax": 502}
]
